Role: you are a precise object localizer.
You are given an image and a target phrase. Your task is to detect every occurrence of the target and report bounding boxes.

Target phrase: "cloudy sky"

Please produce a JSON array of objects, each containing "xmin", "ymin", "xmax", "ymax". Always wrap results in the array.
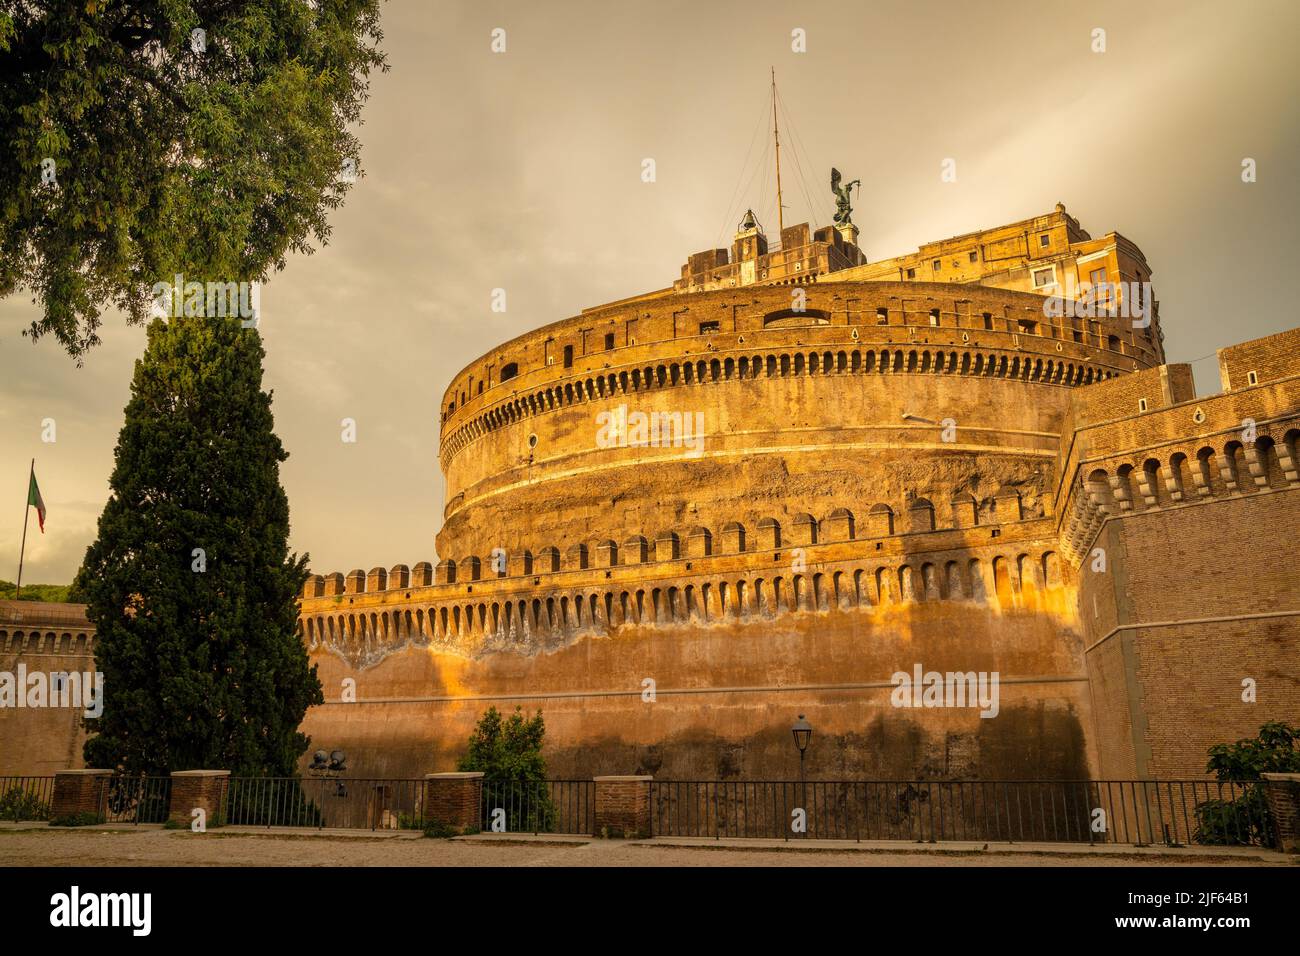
[{"xmin": 2, "ymin": 0, "xmax": 1297, "ymax": 585}]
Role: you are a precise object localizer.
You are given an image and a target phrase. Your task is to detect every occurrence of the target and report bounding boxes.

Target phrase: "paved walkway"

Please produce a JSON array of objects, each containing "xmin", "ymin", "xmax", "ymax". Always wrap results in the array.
[{"xmin": 1, "ymin": 823, "xmax": 1291, "ymax": 866}]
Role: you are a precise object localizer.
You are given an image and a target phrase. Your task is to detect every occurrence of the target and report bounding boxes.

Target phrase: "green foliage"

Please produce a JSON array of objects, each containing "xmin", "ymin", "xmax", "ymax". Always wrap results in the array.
[
  {"xmin": 1193, "ymin": 722, "xmax": 1299, "ymax": 847},
  {"xmin": 1206, "ymin": 722, "xmax": 1300, "ymax": 779},
  {"xmin": 0, "ymin": 786, "xmax": 50, "ymax": 821},
  {"xmin": 49, "ymin": 811, "xmax": 104, "ymax": 827},
  {"xmin": 76, "ymin": 316, "xmax": 323, "ymax": 776},
  {"xmin": 0, "ymin": 0, "xmax": 387, "ymax": 360},
  {"xmin": 457, "ymin": 706, "xmax": 557, "ymax": 833},
  {"xmin": 457, "ymin": 706, "xmax": 550, "ymax": 782},
  {"xmin": 421, "ymin": 819, "xmax": 459, "ymax": 839},
  {"xmin": 0, "ymin": 581, "xmax": 75, "ymax": 603}
]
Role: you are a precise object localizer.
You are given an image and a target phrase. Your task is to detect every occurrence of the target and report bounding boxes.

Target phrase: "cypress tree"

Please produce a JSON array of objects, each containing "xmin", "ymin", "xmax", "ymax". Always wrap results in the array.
[{"xmin": 76, "ymin": 316, "xmax": 322, "ymax": 775}]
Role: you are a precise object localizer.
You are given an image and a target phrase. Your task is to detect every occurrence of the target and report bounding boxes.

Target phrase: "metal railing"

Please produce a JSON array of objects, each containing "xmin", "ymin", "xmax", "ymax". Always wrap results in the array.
[
  {"xmin": 2, "ymin": 774, "xmax": 1278, "ymax": 846},
  {"xmin": 649, "ymin": 779, "xmax": 1275, "ymax": 846},
  {"xmin": 0, "ymin": 776, "xmax": 54, "ymax": 821},
  {"xmin": 102, "ymin": 776, "xmax": 172, "ymax": 824},
  {"xmin": 222, "ymin": 777, "xmax": 435, "ymax": 830},
  {"xmin": 479, "ymin": 779, "xmax": 594, "ymax": 835}
]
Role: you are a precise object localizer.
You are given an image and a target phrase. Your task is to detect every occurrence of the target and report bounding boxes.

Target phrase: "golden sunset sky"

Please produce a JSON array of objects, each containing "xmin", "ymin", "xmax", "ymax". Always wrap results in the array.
[{"xmin": 2, "ymin": 0, "xmax": 1297, "ymax": 584}]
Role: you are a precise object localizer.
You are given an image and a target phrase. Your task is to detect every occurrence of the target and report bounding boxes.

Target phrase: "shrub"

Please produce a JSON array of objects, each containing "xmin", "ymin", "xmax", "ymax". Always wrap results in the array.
[
  {"xmin": 49, "ymin": 812, "xmax": 104, "ymax": 827},
  {"xmin": 1194, "ymin": 721, "xmax": 1299, "ymax": 847},
  {"xmin": 0, "ymin": 786, "xmax": 51, "ymax": 822},
  {"xmin": 457, "ymin": 706, "xmax": 558, "ymax": 834}
]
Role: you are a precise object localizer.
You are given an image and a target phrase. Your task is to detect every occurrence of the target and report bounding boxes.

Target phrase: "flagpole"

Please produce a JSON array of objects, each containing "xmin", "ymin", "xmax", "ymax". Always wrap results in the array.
[{"xmin": 16, "ymin": 458, "xmax": 33, "ymax": 600}]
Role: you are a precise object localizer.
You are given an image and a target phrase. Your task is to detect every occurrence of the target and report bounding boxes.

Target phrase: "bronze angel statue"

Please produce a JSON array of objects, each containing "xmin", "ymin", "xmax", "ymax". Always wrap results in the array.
[{"xmin": 831, "ymin": 167, "xmax": 860, "ymax": 226}]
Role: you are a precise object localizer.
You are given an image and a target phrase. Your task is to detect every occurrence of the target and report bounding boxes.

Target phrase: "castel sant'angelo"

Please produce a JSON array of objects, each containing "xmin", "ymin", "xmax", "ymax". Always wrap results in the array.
[{"xmin": 4, "ymin": 200, "xmax": 1298, "ymax": 784}]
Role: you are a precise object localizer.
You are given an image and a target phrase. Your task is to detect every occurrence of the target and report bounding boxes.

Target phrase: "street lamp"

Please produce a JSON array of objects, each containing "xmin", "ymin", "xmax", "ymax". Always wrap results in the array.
[{"xmin": 792, "ymin": 714, "xmax": 812, "ymax": 781}]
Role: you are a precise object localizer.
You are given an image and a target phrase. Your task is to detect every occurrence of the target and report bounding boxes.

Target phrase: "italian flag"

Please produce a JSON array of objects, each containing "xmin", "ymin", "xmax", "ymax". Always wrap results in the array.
[{"xmin": 28, "ymin": 469, "xmax": 46, "ymax": 533}]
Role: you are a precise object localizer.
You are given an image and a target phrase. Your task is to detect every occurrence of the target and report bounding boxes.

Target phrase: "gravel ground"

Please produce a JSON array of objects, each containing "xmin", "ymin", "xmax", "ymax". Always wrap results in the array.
[{"xmin": 1, "ymin": 826, "xmax": 1291, "ymax": 867}]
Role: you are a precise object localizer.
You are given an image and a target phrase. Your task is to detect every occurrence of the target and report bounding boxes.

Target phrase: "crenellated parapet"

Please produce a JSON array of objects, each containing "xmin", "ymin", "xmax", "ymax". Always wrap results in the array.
[
  {"xmin": 1053, "ymin": 329, "xmax": 1300, "ymax": 566},
  {"xmin": 0, "ymin": 600, "xmax": 97, "ymax": 659},
  {"xmin": 298, "ymin": 507, "xmax": 1071, "ymax": 669}
]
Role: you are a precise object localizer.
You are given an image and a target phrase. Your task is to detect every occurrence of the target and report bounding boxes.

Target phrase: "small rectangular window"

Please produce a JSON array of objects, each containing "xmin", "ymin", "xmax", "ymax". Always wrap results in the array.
[
  {"xmin": 929, "ymin": 309, "xmax": 940, "ymax": 327},
  {"xmin": 563, "ymin": 345, "xmax": 574, "ymax": 368},
  {"xmin": 1138, "ymin": 398, "xmax": 1148, "ymax": 412},
  {"xmin": 982, "ymin": 312, "xmax": 993, "ymax": 331},
  {"xmin": 876, "ymin": 307, "xmax": 888, "ymax": 324},
  {"xmin": 604, "ymin": 332, "xmax": 615, "ymax": 350},
  {"xmin": 1247, "ymin": 370, "xmax": 1259, "ymax": 386},
  {"xmin": 698, "ymin": 321, "xmax": 720, "ymax": 334},
  {"xmin": 1017, "ymin": 319, "xmax": 1037, "ymax": 335},
  {"xmin": 906, "ymin": 268, "xmax": 916, "ymax": 279},
  {"xmin": 1040, "ymin": 234, "xmax": 1050, "ymax": 247},
  {"xmin": 1032, "ymin": 267, "xmax": 1055, "ymax": 288},
  {"xmin": 932, "ymin": 259, "xmax": 941, "ymax": 271},
  {"xmin": 969, "ymin": 251, "xmax": 978, "ymax": 263}
]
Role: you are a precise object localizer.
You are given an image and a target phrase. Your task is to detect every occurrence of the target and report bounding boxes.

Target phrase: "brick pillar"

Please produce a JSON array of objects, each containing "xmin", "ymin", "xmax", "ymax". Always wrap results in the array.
[
  {"xmin": 1262, "ymin": 773, "xmax": 1300, "ymax": 853},
  {"xmin": 168, "ymin": 770, "xmax": 230, "ymax": 828},
  {"xmin": 594, "ymin": 775, "xmax": 652, "ymax": 838},
  {"xmin": 423, "ymin": 772, "xmax": 483, "ymax": 831},
  {"xmin": 50, "ymin": 769, "xmax": 112, "ymax": 821}
]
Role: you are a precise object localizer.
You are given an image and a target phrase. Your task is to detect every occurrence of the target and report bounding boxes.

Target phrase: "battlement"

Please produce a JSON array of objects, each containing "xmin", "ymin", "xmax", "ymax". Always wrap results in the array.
[
  {"xmin": 1053, "ymin": 330, "xmax": 1300, "ymax": 565},
  {"xmin": 0, "ymin": 600, "xmax": 96, "ymax": 657}
]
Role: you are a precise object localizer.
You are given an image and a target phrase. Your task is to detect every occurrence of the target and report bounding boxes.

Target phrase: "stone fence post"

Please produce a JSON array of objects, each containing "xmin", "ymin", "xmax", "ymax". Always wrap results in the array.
[
  {"xmin": 593, "ymin": 775, "xmax": 652, "ymax": 838},
  {"xmin": 423, "ymin": 772, "xmax": 483, "ymax": 831},
  {"xmin": 1262, "ymin": 773, "xmax": 1300, "ymax": 853},
  {"xmin": 50, "ymin": 769, "xmax": 112, "ymax": 821},
  {"xmin": 168, "ymin": 770, "xmax": 230, "ymax": 828}
]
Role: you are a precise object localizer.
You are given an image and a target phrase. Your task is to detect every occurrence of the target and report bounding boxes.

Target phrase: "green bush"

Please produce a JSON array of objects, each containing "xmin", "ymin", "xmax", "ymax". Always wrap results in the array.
[
  {"xmin": 0, "ymin": 786, "xmax": 51, "ymax": 822},
  {"xmin": 422, "ymin": 819, "xmax": 460, "ymax": 839},
  {"xmin": 457, "ymin": 706, "xmax": 558, "ymax": 834},
  {"xmin": 1194, "ymin": 721, "xmax": 1299, "ymax": 848},
  {"xmin": 49, "ymin": 812, "xmax": 104, "ymax": 827}
]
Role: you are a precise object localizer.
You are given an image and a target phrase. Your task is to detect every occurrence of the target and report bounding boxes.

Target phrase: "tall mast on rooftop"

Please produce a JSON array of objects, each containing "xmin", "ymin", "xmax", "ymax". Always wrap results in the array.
[{"xmin": 771, "ymin": 66, "xmax": 785, "ymax": 236}]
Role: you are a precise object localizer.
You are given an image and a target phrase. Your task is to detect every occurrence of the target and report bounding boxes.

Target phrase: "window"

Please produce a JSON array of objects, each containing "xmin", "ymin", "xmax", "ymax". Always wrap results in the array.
[
  {"xmin": 563, "ymin": 345, "xmax": 574, "ymax": 368},
  {"xmin": 876, "ymin": 307, "xmax": 889, "ymax": 324},
  {"xmin": 1039, "ymin": 234, "xmax": 1050, "ymax": 247},
  {"xmin": 906, "ymin": 267, "xmax": 916, "ymax": 279},
  {"xmin": 929, "ymin": 309, "xmax": 940, "ymax": 327},
  {"xmin": 1138, "ymin": 398, "xmax": 1148, "ymax": 412},
  {"xmin": 1017, "ymin": 319, "xmax": 1037, "ymax": 335},
  {"xmin": 1248, "ymin": 370, "xmax": 1259, "ymax": 386},
  {"xmin": 1032, "ymin": 267, "xmax": 1055, "ymax": 288},
  {"xmin": 604, "ymin": 332, "xmax": 615, "ymax": 350},
  {"xmin": 932, "ymin": 259, "xmax": 941, "ymax": 271},
  {"xmin": 477, "ymin": 382, "xmax": 483, "ymax": 394},
  {"xmin": 969, "ymin": 251, "xmax": 978, "ymax": 263},
  {"xmin": 982, "ymin": 312, "xmax": 993, "ymax": 331},
  {"xmin": 698, "ymin": 321, "xmax": 720, "ymax": 334},
  {"xmin": 499, "ymin": 362, "xmax": 518, "ymax": 381}
]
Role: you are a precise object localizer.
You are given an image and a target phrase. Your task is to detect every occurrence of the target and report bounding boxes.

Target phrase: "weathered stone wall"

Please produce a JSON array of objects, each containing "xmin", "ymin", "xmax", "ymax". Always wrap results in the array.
[
  {"xmin": 0, "ymin": 601, "xmax": 95, "ymax": 777},
  {"xmin": 1064, "ymin": 330, "xmax": 1300, "ymax": 778}
]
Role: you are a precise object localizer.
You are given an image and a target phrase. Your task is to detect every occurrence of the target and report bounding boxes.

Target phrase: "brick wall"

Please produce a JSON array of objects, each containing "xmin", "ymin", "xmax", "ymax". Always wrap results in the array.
[{"xmin": 594, "ymin": 776, "xmax": 651, "ymax": 837}]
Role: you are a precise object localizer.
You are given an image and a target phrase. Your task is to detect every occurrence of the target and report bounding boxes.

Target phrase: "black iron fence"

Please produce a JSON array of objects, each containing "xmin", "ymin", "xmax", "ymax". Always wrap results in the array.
[
  {"xmin": 223, "ymin": 777, "xmax": 432, "ymax": 830},
  {"xmin": 0, "ymin": 774, "xmax": 1278, "ymax": 847},
  {"xmin": 479, "ymin": 779, "xmax": 594, "ymax": 835},
  {"xmin": 649, "ymin": 779, "xmax": 1275, "ymax": 846},
  {"xmin": 102, "ymin": 776, "xmax": 172, "ymax": 824},
  {"xmin": 0, "ymin": 776, "xmax": 54, "ymax": 821}
]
